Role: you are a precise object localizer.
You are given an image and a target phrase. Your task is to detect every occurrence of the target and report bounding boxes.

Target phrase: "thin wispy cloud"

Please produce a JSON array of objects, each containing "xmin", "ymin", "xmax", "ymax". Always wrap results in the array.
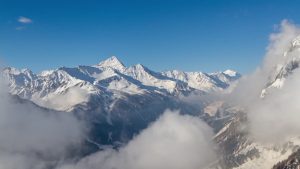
[{"xmin": 18, "ymin": 16, "xmax": 32, "ymax": 24}]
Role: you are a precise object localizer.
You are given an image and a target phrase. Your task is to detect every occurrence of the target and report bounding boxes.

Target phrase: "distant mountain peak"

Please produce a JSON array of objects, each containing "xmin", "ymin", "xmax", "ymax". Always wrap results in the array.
[
  {"xmin": 98, "ymin": 56, "xmax": 125, "ymax": 70},
  {"xmin": 223, "ymin": 69, "xmax": 240, "ymax": 77}
]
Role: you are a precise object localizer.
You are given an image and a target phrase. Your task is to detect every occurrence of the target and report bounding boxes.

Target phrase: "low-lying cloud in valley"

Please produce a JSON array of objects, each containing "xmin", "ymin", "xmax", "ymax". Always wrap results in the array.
[
  {"xmin": 0, "ymin": 78, "xmax": 85, "ymax": 169},
  {"xmin": 57, "ymin": 110, "xmax": 216, "ymax": 169}
]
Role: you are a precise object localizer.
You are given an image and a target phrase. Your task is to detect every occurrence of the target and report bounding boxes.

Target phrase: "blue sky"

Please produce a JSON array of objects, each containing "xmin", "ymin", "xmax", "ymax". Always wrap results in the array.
[{"xmin": 0, "ymin": 0, "xmax": 300, "ymax": 73}]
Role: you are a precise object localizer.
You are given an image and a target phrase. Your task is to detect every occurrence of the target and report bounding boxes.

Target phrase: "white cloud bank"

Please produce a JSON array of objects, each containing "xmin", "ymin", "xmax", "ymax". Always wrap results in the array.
[{"xmin": 57, "ymin": 110, "xmax": 217, "ymax": 169}]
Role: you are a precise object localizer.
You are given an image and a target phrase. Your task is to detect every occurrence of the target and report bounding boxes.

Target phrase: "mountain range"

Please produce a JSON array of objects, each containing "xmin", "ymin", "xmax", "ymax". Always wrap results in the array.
[{"xmin": 3, "ymin": 56, "xmax": 240, "ymax": 112}]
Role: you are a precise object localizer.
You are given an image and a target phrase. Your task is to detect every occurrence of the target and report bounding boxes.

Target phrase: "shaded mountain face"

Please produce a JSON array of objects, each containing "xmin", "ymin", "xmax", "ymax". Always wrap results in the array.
[{"xmin": 2, "ymin": 56, "xmax": 240, "ymax": 157}]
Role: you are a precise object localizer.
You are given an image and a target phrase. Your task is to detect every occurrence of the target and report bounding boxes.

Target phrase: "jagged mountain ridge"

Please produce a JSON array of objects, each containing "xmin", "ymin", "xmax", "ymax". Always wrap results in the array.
[{"xmin": 3, "ymin": 56, "xmax": 240, "ymax": 111}]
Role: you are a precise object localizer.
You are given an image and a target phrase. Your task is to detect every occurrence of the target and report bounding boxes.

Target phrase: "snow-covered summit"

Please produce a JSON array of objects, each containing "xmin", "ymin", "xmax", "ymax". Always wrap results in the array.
[{"xmin": 97, "ymin": 56, "xmax": 126, "ymax": 71}]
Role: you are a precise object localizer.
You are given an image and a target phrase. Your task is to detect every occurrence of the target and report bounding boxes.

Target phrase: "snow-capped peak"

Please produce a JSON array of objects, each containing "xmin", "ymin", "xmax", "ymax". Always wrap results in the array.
[
  {"xmin": 98, "ymin": 56, "xmax": 125, "ymax": 71},
  {"xmin": 223, "ymin": 69, "xmax": 239, "ymax": 77}
]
